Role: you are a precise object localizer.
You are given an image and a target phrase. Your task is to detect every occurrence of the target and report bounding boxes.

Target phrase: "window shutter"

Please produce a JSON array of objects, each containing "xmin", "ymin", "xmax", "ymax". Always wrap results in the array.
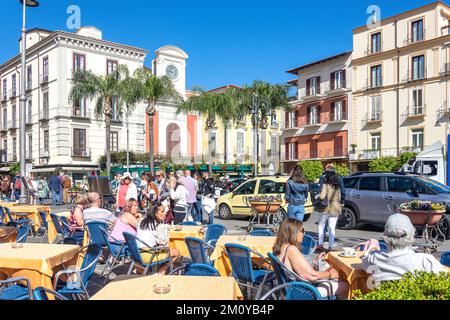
[
  {"xmin": 342, "ymin": 70, "xmax": 346, "ymax": 88},
  {"xmin": 286, "ymin": 142, "xmax": 290, "ymax": 160},
  {"xmin": 306, "ymin": 79, "xmax": 311, "ymax": 96},
  {"xmin": 317, "ymin": 105, "xmax": 322, "ymax": 124},
  {"xmin": 295, "ymin": 142, "xmax": 299, "ymax": 159},
  {"xmin": 285, "ymin": 111, "xmax": 289, "ymax": 128},
  {"xmin": 330, "ymin": 72, "xmax": 335, "ymax": 91},
  {"xmin": 342, "ymin": 100, "xmax": 347, "ymax": 119},
  {"xmin": 317, "ymin": 77, "xmax": 321, "ymax": 94},
  {"xmin": 294, "ymin": 109, "xmax": 299, "ymax": 127},
  {"xmin": 306, "ymin": 107, "xmax": 311, "ymax": 124},
  {"xmin": 330, "ymin": 102, "xmax": 335, "ymax": 122}
]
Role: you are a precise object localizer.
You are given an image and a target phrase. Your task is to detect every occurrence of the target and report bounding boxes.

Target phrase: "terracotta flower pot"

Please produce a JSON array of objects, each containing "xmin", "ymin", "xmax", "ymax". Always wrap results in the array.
[
  {"xmin": 400, "ymin": 209, "xmax": 445, "ymax": 226},
  {"xmin": 249, "ymin": 202, "xmax": 282, "ymax": 214}
]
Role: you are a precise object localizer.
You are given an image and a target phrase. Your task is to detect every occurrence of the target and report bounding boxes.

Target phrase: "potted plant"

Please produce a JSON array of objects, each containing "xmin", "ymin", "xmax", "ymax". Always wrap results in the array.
[
  {"xmin": 247, "ymin": 195, "xmax": 283, "ymax": 214},
  {"xmin": 399, "ymin": 200, "xmax": 446, "ymax": 226}
]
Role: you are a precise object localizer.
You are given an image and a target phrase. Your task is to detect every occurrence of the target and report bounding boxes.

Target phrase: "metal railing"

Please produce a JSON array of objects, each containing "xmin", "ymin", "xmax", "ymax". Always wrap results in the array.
[
  {"xmin": 363, "ymin": 78, "xmax": 383, "ymax": 90},
  {"xmin": 39, "ymin": 108, "xmax": 50, "ymax": 121},
  {"xmin": 406, "ymin": 105, "xmax": 426, "ymax": 118},
  {"xmin": 299, "ymin": 148, "xmax": 348, "ymax": 160},
  {"xmin": 71, "ymin": 147, "xmax": 91, "ymax": 158},
  {"xmin": 39, "ymin": 74, "xmax": 49, "ymax": 85},
  {"xmin": 364, "ymin": 41, "xmax": 384, "ymax": 56},
  {"xmin": 7, "ymin": 120, "xmax": 18, "ymax": 130},
  {"xmin": 72, "ymin": 108, "xmax": 91, "ymax": 119},
  {"xmin": 441, "ymin": 63, "xmax": 450, "ymax": 75},
  {"xmin": 26, "ymin": 80, "xmax": 32, "ymax": 91},
  {"xmin": 304, "ymin": 115, "xmax": 321, "ymax": 126},
  {"xmin": 1, "ymin": 93, "xmax": 7, "ymax": 102},
  {"xmin": 363, "ymin": 111, "xmax": 383, "ymax": 123},
  {"xmin": 404, "ymin": 67, "xmax": 427, "ymax": 82},
  {"xmin": 323, "ymin": 112, "xmax": 348, "ymax": 123},
  {"xmin": 404, "ymin": 29, "xmax": 426, "ymax": 46},
  {"xmin": 40, "ymin": 150, "xmax": 49, "ymax": 158},
  {"xmin": 441, "ymin": 26, "xmax": 450, "ymax": 36},
  {"xmin": 8, "ymin": 90, "xmax": 17, "ymax": 99},
  {"xmin": 0, "ymin": 150, "xmax": 7, "ymax": 163},
  {"xmin": 328, "ymin": 80, "xmax": 347, "ymax": 92}
]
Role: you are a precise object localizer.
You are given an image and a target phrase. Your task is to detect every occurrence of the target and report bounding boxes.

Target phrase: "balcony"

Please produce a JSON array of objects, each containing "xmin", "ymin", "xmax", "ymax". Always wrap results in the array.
[
  {"xmin": 72, "ymin": 108, "xmax": 91, "ymax": 119},
  {"xmin": 0, "ymin": 150, "xmax": 7, "ymax": 163},
  {"xmin": 299, "ymin": 86, "xmax": 325, "ymax": 102},
  {"xmin": 440, "ymin": 63, "xmax": 450, "ymax": 75},
  {"xmin": 1, "ymin": 94, "xmax": 7, "ymax": 103},
  {"xmin": 324, "ymin": 112, "xmax": 348, "ymax": 124},
  {"xmin": 441, "ymin": 25, "xmax": 450, "ymax": 36},
  {"xmin": 26, "ymin": 80, "xmax": 32, "ymax": 92},
  {"xmin": 364, "ymin": 42, "xmax": 384, "ymax": 56},
  {"xmin": 26, "ymin": 113, "xmax": 33, "ymax": 126},
  {"xmin": 326, "ymin": 81, "xmax": 347, "ymax": 95},
  {"xmin": 299, "ymin": 148, "xmax": 348, "ymax": 160},
  {"xmin": 363, "ymin": 78, "xmax": 383, "ymax": 91},
  {"xmin": 363, "ymin": 112, "xmax": 383, "ymax": 125},
  {"xmin": 403, "ymin": 68, "xmax": 427, "ymax": 83},
  {"xmin": 39, "ymin": 74, "xmax": 49, "ymax": 85},
  {"xmin": 39, "ymin": 108, "xmax": 50, "ymax": 121},
  {"xmin": 39, "ymin": 150, "xmax": 49, "ymax": 158},
  {"xmin": 8, "ymin": 90, "xmax": 17, "ymax": 100},
  {"xmin": 11, "ymin": 155, "xmax": 17, "ymax": 162},
  {"xmin": 0, "ymin": 123, "xmax": 7, "ymax": 133},
  {"xmin": 403, "ymin": 30, "xmax": 426, "ymax": 46},
  {"xmin": 405, "ymin": 105, "xmax": 426, "ymax": 119},
  {"xmin": 437, "ymin": 101, "xmax": 450, "ymax": 120},
  {"xmin": 7, "ymin": 120, "xmax": 18, "ymax": 130},
  {"xmin": 72, "ymin": 148, "xmax": 91, "ymax": 158},
  {"xmin": 303, "ymin": 115, "xmax": 321, "ymax": 128}
]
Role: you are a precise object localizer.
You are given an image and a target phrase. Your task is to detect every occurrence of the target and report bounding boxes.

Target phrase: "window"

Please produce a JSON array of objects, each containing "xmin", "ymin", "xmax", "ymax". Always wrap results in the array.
[
  {"xmin": 358, "ymin": 177, "xmax": 381, "ymax": 191},
  {"xmin": 271, "ymin": 136, "xmax": 277, "ymax": 157},
  {"xmin": 210, "ymin": 132, "xmax": 216, "ymax": 157},
  {"xmin": 27, "ymin": 66, "xmax": 32, "ymax": 90},
  {"xmin": 371, "ymin": 133, "xmax": 381, "ymax": 151},
  {"xmin": 387, "ymin": 177, "xmax": 415, "ymax": 193},
  {"xmin": 12, "ymin": 74, "xmax": 16, "ymax": 96},
  {"xmin": 2, "ymin": 139, "xmax": 7, "ymax": 162},
  {"xmin": 27, "ymin": 134, "xmax": 32, "ymax": 159},
  {"xmin": 370, "ymin": 65, "xmax": 382, "ymax": 88},
  {"xmin": 12, "ymin": 138, "xmax": 17, "ymax": 160},
  {"xmin": 2, "ymin": 80, "xmax": 6, "ymax": 100},
  {"xmin": 27, "ymin": 100, "xmax": 32, "ymax": 124},
  {"xmin": 371, "ymin": 32, "xmax": 382, "ymax": 53},
  {"xmin": 411, "ymin": 19, "xmax": 424, "ymax": 43},
  {"xmin": 412, "ymin": 89, "xmax": 423, "ymax": 115},
  {"xmin": 107, "ymin": 60, "xmax": 118, "ymax": 75},
  {"xmin": 332, "ymin": 70, "xmax": 344, "ymax": 90},
  {"xmin": 309, "ymin": 77, "xmax": 319, "ymax": 95},
  {"xmin": 43, "ymin": 130, "xmax": 49, "ymax": 152},
  {"xmin": 270, "ymin": 112, "xmax": 278, "ymax": 127},
  {"xmin": 73, "ymin": 53, "xmax": 86, "ymax": 72},
  {"xmin": 412, "ymin": 129, "xmax": 424, "ymax": 150},
  {"xmin": 333, "ymin": 101, "xmax": 344, "ymax": 121},
  {"xmin": 12, "ymin": 105, "xmax": 16, "ymax": 128},
  {"xmin": 73, "ymin": 128, "xmax": 87, "ymax": 156},
  {"xmin": 234, "ymin": 180, "xmax": 257, "ymax": 195},
  {"xmin": 237, "ymin": 132, "xmax": 244, "ymax": 154},
  {"xmin": 73, "ymin": 98, "xmax": 87, "ymax": 117},
  {"xmin": 2, "ymin": 107, "xmax": 7, "ymax": 130},
  {"xmin": 258, "ymin": 180, "xmax": 285, "ymax": 194},
  {"xmin": 110, "ymin": 132, "xmax": 119, "ymax": 153},
  {"xmin": 412, "ymin": 55, "xmax": 425, "ymax": 80},
  {"xmin": 288, "ymin": 111, "xmax": 296, "ymax": 128},
  {"xmin": 309, "ymin": 106, "xmax": 319, "ymax": 125},
  {"xmin": 371, "ymin": 95, "xmax": 381, "ymax": 120},
  {"xmin": 288, "ymin": 142, "xmax": 297, "ymax": 160},
  {"xmin": 43, "ymin": 92, "xmax": 49, "ymax": 118},
  {"xmin": 343, "ymin": 177, "xmax": 359, "ymax": 189},
  {"xmin": 42, "ymin": 57, "xmax": 49, "ymax": 82},
  {"xmin": 111, "ymin": 96, "xmax": 119, "ymax": 121}
]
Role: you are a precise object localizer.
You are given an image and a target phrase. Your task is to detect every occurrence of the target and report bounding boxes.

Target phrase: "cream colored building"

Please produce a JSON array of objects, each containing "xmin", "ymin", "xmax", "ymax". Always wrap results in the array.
[{"xmin": 351, "ymin": 1, "xmax": 450, "ymax": 172}]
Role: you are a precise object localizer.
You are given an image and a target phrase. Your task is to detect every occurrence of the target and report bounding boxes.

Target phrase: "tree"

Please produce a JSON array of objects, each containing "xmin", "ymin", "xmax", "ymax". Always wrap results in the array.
[
  {"xmin": 298, "ymin": 160, "xmax": 324, "ymax": 182},
  {"xmin": 334, "ymin": 163, "xmax": 350, "ymax": 177},
  {"xmin": 177, "ymin": 88, "xmax": 238, "ymax": 174},
  {"xmin": 135, "ymin": 68, "xmax": 182, "ymax": 175},
  {"xmin": 369, "ymin": 157, "xmax": 401, "ymax": 172},
  {"xmin": 69, "ymin": 68, "xmax": 123, "ymax": 177}
]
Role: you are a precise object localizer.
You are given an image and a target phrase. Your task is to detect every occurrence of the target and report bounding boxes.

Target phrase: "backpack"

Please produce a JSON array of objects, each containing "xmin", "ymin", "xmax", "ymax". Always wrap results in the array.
[{"xmin": 14, "ymin": 178, "xmax": 21, "ymax": 190}]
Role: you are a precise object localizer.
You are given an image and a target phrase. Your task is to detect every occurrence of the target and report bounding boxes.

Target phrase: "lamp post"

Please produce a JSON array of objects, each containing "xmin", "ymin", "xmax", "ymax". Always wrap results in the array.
[
  {"xmin": 19, "ymin": 0, "xmax": 39, "ymax": 205},
  {"xmin": 252, "ymin": 94, "xmax": 259, "ymax": 177}
]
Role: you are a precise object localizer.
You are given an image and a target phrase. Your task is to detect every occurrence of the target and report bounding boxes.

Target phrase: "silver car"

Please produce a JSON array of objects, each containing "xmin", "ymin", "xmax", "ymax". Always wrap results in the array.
[{"xmin": 340, "ymin": 172, "xmax": 450, "ymax": 239}]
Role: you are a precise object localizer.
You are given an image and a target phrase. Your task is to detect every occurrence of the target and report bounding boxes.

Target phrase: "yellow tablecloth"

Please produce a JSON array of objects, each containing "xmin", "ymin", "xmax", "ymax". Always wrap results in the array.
[
  {"xmin": 0, "ymin": 243, "xmax": 80, "ymax": 290},
  {"xmin": 0, "ymin": 227, "xmax": 17, "ymax": 243},
  {"xmin": 0, "ymin": 202, "xmax": 19, "ymax": 207},
  {"xmin": 46, "ymin": 212, "xmax": 89, "ymax": 246},
  {"xmin": 210, "ymin": 236, "xmax": 276, "ymax": 276},
  {"xmin": 326, "ymin": 251, "xmax": 370, "ymax": 300},
  {"xmin": 90, "ymin": 275, "xmax": 243, "ymax": 300},
  {"xmin": 5, "ymin": 205, "xmax": 51, "ymax": 232},
  {"xmin": 168, "ymin": 226, "xmax": 205, "ymax": 258}
]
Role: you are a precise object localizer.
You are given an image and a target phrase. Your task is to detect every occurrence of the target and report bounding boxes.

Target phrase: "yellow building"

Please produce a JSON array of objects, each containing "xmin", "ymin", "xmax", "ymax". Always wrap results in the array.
[{"xmin": 201, "ymin": 85, "xmax": 283, "ymax": 174}]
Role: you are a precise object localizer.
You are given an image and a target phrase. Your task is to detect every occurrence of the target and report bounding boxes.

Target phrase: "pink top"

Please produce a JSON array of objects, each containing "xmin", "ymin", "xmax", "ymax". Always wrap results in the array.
[{"xmin": 110, "ymin": 217, "xmax": 136, "ymax": 242}]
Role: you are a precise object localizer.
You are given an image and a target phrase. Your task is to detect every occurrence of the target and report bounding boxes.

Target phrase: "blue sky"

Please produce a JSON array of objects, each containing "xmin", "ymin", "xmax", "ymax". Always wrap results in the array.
[{"xmin": 0, "ymin": 0, "xmax": 441, "ymax": 90}]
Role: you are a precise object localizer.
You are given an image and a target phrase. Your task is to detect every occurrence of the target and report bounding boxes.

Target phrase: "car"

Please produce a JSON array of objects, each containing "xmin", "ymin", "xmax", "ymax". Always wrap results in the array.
[
  {"xmin": 229, "ymin": 178, "xmax": 246, "ymax": 192},
  {"xmin": 216, "ymin": 175, "xmax": 314, "ymax": 223},
  {"xmin": 341, "ymin": 172, "xmax": 450, "ymax": 239}
]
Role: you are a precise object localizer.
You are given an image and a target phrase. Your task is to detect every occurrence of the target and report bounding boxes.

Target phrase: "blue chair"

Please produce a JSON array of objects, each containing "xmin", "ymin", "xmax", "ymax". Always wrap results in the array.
[
  {"xmin": 98, "ymin": 227, "xmax": 130, "ymax": 283},
  {"xmin": 249, "ymin": 230, "xmax": 274, "ymax": 237},
  {"xmin": 60, "ymin": 216, "xmax": 84, "ymax": 245},
  {"xmin": 185, "ymin": 237, "xmax": 215, "ymax": 266},
  {"xmin": 356, "ymin": 241, "xmax": 389, "ymax": 253},
  {"xmin": 224, "ymin": 243, "xmax": 275, "ymax": 300},
  {"xmin": 38, "ymin": 211, "xmax": 49, "ymax": 243},
  {"xmin": 169, "ymin": 263, "xmax": 220, "ymax": 277},
  {"xmin": 16, "ymin": 224, "xmax": 31, "ymax": 243},
  {"xmin": 180, "ymin": 221, "xmax": 198, "ymax": 226},
  {"xmin": 440, "ymin": 251, "xmax": 450, "ymax": 267},
  {"xmin": 85, "ymin": 221, "xmax": 108, "ymax": 247},
  {"xmin": 1, "ymin": 206, "xmax": 30, "ymax": 228},
  {"xmin": 49, "ymin": 214, "xmax": 77, "ymax": 244},
  {"xmin": 53, "ymin": 244, "xmax": 102, "ymax": 300},
  {"xmin": 122, "ymin": 232, "xmax": 173, "ymax": 276},
  {"xmin": 301, "ymin": 235, "xmax": 317, "ymax": 256},
  {"xmin": 0, "ymin": 277, "xmax": 32, "ymax": 300},
  {"xmin": 267, "ymin": 252, "xmax": 336, "ymax": 300},
  {"xmin": 260, "ymin": 282, "xmax": 322, "ymax": 300},
  {"xmin": 205, "ymin": 224, "xmax": 227, "ymax": 247},
  {"xmin": 33, "ymin": 287, "xmax": 68, "ymax": 301}
]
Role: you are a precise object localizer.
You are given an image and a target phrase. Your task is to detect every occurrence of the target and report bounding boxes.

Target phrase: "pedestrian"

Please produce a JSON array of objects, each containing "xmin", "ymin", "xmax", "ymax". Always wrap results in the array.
[
  {"xmin": 285, "ymin": 167, "xmax": 309, "ymax": 222},
  {"xmin": 58, "ymin": 171, "xmax": 65, "ymax": 205},
  {"xmin": 141, "ymin": 173, "xmax": 159, "ymax": 208},
  {"xmin": 63, "ymin": 174, "xmax": 72, "ymax": 204},
  {"xmin": 36, "ymin": 176, "xmax": 49, "ymax": 205},
  {"xmin": 27, "ymin": 176, "xmax": 38, "ymax": 205},
  {"xmin": 1, "ymin": 175, "xmax": 12, "ymax": 199},
  {"xmin": 202, "ymin": 172, "xmax": 216, "ymax": 225},
  {"xmin": 115, "ymin": 172, "xmax": 138, "ymax": 213},
  {"xmin": 179, "ymin": 170, "xmax": 197, "ymax": 222},
  {"xmin": 49, "ymin": 171, "xmax": 63, "ymax": 206},
  {"xmin": 193, "ymin": 172, "xmax": 204, "ymax": 223},
  {"xmin": 316, "ymin": 170, "xmax": 342, "ymax": 252},
  {"xmin": 11, "ymin": 172, "xmax": 22, "ymax": 201},
  {"xmin": 111, "ymin": 173, "xmax": 122, "ymax": 195},
  {"xmin": 319, "ymin": 164, "xmax": 346, "ymax": 203},
  {"xmin": 155, "ymin": 170, "xmax": 170, "ymax": 202},
  {"xmin": 167, "ymin": 176, "xmax": 189, "ymax": 225}
]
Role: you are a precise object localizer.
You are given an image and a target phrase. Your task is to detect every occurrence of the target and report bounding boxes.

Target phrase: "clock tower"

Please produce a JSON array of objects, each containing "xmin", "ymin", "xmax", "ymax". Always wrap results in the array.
[{"xmin": 152, "ymin": 45, "xmax": 189, "ymax": 97}]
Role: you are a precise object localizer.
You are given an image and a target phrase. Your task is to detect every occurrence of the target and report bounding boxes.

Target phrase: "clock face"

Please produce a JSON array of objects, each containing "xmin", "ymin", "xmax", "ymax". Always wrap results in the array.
[{"xmin": 166, "ymin": 65, "xmax": 179, "ymax": 80}]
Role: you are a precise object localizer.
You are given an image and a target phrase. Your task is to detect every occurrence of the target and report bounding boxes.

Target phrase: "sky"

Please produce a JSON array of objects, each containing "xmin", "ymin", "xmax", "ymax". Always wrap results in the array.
[{"xmin": 0, "ymin": 0, "xmax": 443, "ymax": 90}]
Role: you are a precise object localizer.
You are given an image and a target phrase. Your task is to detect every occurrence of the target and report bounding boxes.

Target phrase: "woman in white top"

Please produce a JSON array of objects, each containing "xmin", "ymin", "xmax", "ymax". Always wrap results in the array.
[
  {"xmin": 167, "ymin": 176, "xmax": 189, "ymax": 224},
  {"xmin": 137, "ymin": 203, "xmax": 180, "ymax": 273}
]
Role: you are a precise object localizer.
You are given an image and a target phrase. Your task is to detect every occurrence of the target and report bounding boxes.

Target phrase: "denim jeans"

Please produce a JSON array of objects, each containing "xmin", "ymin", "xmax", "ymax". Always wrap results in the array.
[
  {"xmin": 13, "ymin": 190, "xmax": 21, "ymax": 201},
  {"xmin": 193, "ymin": 200, "xmax": 203, "ymax": 223},
  {"xmin": 208, "ymin": 209, "xmax": 215, "ymax": 225},
  {"xmin": 51, "ymin": 190, "xmax": 60, "ymax": 206},
  {"xmin": 288, "ymin": 204, "xmax": 305, "ymax": 222}
]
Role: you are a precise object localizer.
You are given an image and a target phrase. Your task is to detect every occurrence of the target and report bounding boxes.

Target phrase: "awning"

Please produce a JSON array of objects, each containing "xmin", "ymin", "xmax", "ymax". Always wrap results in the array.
[{"xmin": 0, "ymin": 167, "xmax": 10, "ymax": 173}]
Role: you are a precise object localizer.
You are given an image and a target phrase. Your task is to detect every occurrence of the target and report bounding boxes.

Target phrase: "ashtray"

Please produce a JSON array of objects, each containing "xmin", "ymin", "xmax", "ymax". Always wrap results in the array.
[
  {"xmin": 238, "ymin": 236, "xmax": 247, "ymax": 241},
  {"xmin": 174, "ymin": 226, "xmax": 183, "ymax": 232},
  {"xmin": 153, "ymin": 283, "xmax": 171, "ymax": 295},
  {"xmin": 12, "ymin": 243, "xmax": 24, "ymax": 249}
]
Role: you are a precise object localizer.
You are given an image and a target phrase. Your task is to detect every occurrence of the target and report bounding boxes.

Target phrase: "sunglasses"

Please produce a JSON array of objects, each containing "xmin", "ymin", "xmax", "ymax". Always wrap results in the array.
[
  {"xmin": 300, "ymin": 228, "xmax": 305, "ymax": 234},
  {"xmin": 156, "ymin": 175, "xmax": 161, "ymax": 178}
]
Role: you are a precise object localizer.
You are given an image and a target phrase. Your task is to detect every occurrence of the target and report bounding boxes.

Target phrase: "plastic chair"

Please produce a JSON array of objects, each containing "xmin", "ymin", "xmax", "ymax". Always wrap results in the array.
[
  {"xmin": 260, "ymin": 282, "xmax": 322, "ymax": 300},
  {"xmin": 98, "ymin": 227, "xmax": 129, "ymax": 283},
  {"xmin": 0, "ymin": 277, "xmax": 32, "ymax": 300},
  {"xmin": 85, "ymin": 221, "xmax": 108, "ymax": 247},
  {"xmin": 16, "ymin": 224, "xmax": 31, "ymax": 243},
  {"xmin": 1, "ymin": 206, "xmax": 30, "ymax": 227},
  {"xmin": 122, "ymin": 232, "xmax": 173, "ymax": 276},
  {"xmin": 53, "ymin": 244, "xmax": 102, "ymax": 300},
  {"xmin": 60, "ymin": 216, "xmax": 84, "ymax": 245},
  {"xmin": 301, "ymin": 235, "xmax": 317, "ymax": 256},
  {"xmin": 440, "ymin": 251, "xmax": 450, "ymax": 267},
  {"xmin": 49, "ymin": 214, "xmax": 77, "ymax": 244},
  {"xmin": 33, "ymin": 287, "xmax": 69, "ymax": 301},
  {"xmin": 180, "ymin": 221, "xmax": 198, "ymax": 226},
  {"xmin": 249, "ymin": 230, "xmax": 274, "ymax": 237},
  {"xmin": 169, "ymin": 263, "xmax": 220, "ymax": 277},
  {"xmin": 38, "ymin": 211, "xmax": 49, "ymax": 243},
  {"xmin": 185, "ymin": 237, "xmax": 215, "ymax": 266},
  {"xmin": 204, "ymin": 224, "xmax": 227, "ymax": 247},
  {"xmin": 224, "ymin": 243, "xmax": 275, "ymax": 300}
]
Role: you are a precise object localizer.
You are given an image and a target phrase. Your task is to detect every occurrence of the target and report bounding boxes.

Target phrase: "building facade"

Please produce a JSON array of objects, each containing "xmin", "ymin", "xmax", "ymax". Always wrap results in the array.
[
  {"xmin": 0, "ymin": 27, "xmax": 148, "ymax": 179},
  {"xmin": 351, "ymin": 1, "xmax": 450, "ymax": 172},
  {"xmin": 282, "ymin": 52, "xmax": 353, "ymax": 174}
]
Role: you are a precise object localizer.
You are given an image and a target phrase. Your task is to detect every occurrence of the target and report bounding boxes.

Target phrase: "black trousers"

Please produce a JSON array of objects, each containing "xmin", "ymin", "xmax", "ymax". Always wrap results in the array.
[{"xmin": 173, "ymin": 206, "xmax": 187, "ymax": 225}]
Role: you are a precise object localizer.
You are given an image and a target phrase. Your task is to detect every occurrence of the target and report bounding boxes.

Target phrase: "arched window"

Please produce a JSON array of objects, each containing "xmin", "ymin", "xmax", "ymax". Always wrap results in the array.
[{"xmin": 166, "ymin": 123, "xmax": 181, "ymax": 160}]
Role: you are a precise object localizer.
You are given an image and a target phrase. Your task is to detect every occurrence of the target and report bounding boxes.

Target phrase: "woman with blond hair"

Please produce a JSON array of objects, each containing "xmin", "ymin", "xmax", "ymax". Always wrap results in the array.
[
  {"xmin": 273, "ymin": 218, "xmax": 348, "ymax": 299},
  {"xmin": 110, "ymin": 198, "xmax": 139, "ymax": 242},
  {"xmin": 167, "ymin": 176, "xmax": 189, "ymax": 225},
  {"xmin": 68, "ymin": 193, "xmax": 89, "ymax": 243}
]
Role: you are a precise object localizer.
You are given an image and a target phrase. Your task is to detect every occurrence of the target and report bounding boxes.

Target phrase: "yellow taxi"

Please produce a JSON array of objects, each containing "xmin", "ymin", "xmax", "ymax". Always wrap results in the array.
[{"xmin": 216, "ymin": 175, "xmax": 313, "ymax": 222}]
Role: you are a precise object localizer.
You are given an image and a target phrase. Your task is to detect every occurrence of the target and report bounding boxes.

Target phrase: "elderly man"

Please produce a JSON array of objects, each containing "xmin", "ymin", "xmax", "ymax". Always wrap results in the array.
[
  {"xmin": 362, "ymin": 214, "xmax": 447, "ymax": 285},
  {"xmin": 176, "ymin": 170, "xmax": 196, "ymax": 222},
  {"xmin": 184, "ymin": 170, "xmax": 199, "ymax": 222},
  {"xmin": 83, "ymin": 192, "xmax": 117, "ymax": 225}
]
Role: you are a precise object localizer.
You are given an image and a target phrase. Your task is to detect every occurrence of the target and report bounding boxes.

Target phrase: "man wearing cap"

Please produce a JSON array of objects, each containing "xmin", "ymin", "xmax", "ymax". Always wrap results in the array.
[{"xmin": 362, "ymin": 214, "xmax": 447, "ymax": 285}]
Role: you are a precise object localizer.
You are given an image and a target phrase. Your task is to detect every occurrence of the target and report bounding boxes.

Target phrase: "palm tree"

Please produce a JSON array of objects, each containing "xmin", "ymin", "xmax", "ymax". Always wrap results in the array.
[
  {"xmin": 69, "ymin": 68, "xmax": 124, "ymax": 177},
  {"xmin": 135, "ymin": 68, "xmax": 182, "ymax": 175},
  {"xmin": 118, "ymin": 65, "xmax": 142, "ymax": 171},
  {"xmin": 177, "ymin": 89, "xmax": 238, "ymax": 174}
]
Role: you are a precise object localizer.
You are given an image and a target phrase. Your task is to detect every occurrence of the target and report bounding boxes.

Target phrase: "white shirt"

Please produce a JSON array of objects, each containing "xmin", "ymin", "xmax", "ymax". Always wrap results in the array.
[
  {"xmin": 136, "ymin": 221, "xmax": 168, "ymax": 248},
  {"xmin": 170, "ymin": 185, "xmax": 188, "ymax": 207},
  {"xmin": 362, "ymin": 248, "xmax": 447, "ymax": 283}
]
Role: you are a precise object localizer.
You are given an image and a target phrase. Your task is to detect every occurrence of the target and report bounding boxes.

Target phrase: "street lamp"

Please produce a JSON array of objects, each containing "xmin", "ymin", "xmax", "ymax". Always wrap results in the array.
[
  {"xmin": 252, "ymin": 94, "xmax": 259, "ymax": 177},
  {"xmin": 18, "ymin": 0, "xmax": 39, "ymax": 204}
]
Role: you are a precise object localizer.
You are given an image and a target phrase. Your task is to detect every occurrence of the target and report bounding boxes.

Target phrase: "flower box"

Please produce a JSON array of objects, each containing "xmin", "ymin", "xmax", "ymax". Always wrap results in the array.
[
  {"xmin": 399, "ymin": 209, "xmax": 445, "ymax": 226},
  {"xmin": 249, "ymin": 201, "xmax": 282, "ymax": 214}
]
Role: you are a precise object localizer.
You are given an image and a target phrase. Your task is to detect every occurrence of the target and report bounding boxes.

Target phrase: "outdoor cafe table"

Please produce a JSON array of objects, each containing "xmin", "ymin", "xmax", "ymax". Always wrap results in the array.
[
  {"xmin": 0, "ymin": 226, "xmax": 17, "ymax": 243},
  {"xmin": 46, "ymin": 212, "xmax": 89, "ymax": 246},
  {"xmin": 90, "ymin": 275, "xmax": 244, "ymax": 300},
  {"xmin": 168, "ymin": 225, "xmax": 205, "ymax": 258},
  {"xmin": 5, "ymin": 205, "xmax": 51, "ymax": 233},
  {"xmin": 0, "ymin": 243, "xmax": 80, "ymax": 290},
  {"xmin": 210, "ymin": 235, "xmax": 276, "ymax": 276}
]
